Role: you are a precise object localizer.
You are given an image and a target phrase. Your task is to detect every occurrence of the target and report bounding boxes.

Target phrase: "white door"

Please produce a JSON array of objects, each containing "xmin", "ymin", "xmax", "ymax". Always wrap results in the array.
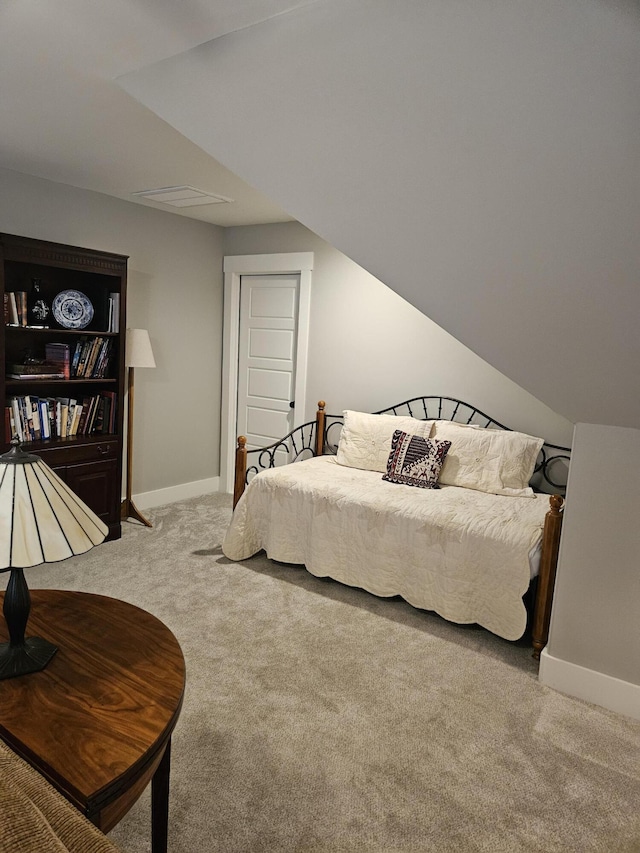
[
  {"xmin": 237, "ymin": 274, "xmax": 299, "ymax": 462},
  {"xmin": 221, "ymin": 252, "xmax": 313, "ymax": 494}
]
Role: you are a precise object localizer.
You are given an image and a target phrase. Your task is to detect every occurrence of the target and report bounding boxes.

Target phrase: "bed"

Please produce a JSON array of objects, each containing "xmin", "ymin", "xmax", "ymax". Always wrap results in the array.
[{"xmin": 223, "ymin": 397, "xmax": 570, "ymax": 657}]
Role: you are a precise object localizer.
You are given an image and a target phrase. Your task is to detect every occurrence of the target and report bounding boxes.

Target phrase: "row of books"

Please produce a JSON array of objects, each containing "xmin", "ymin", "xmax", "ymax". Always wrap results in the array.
[
  {"xmin": 45, "ymin": 337, "xmax": 114, "ymax": 380},
  {"xmin": 4, "ymin": 291, "xmax": 28, "ymax": 326},
  {"xmin": 6, "ymin": 392, "xmax": 117, "ymax": 443}
]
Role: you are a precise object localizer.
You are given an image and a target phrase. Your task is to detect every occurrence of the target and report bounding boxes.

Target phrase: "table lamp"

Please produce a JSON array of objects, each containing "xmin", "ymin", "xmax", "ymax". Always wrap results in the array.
[
  {"xmin": 0, "ymin": 438, "xmax": 108, "ymax": 680},
  {"xmin": 121, "ymin": 328, "xmax": 156, "ymax": 527}
]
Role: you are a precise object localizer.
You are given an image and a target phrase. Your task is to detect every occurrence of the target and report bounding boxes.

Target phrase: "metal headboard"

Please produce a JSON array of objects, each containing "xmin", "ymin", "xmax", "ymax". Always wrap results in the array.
[
  {"xmin": 323, "ymin": 396, "xmax": 571, "ymax": 495},
  {"xmin": 238, "ymin": 396, "xmax": 571, "ymax": 496}
]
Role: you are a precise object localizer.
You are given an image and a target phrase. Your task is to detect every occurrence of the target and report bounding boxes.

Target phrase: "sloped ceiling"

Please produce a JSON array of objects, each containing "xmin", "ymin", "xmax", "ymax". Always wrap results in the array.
[{"xmin": 120, "ymin": 0, "xmax": 640, "ymax": 427}]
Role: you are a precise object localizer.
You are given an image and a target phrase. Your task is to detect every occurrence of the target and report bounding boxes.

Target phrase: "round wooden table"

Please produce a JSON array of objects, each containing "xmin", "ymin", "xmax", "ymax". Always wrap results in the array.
[{"xmin": 0, "ymin": 590, "xmax": 185, "ymax": 853}]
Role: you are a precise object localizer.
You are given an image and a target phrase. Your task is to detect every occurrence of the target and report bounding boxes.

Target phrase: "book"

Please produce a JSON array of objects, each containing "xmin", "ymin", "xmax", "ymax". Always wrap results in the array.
[
  {"xmin": 45, "ymin": 342, "xmax": 71, "ymax": 380},
  {"xmin": 59, "ymin": 400, "xmax": 69, "ymax": 439},
  {"xmin": 7, "ymin": 362, "xmax": 66, "ymax": 380},
  {"xmin": 99, "ymin": 390, "xmax": 117, "ymax": 434},
  {"xmin": 77, "ymin": 396, "xmax": 93, "ymax": 435},
  {"xmin": 108, "ymin": 292, "xmax": 120, "ymax": 332},
  {"xmin": 85, "ymin": 394, "xmax": 101, "ymax": 434},
  {"xmin": 54, "ymin": 400, "xmax": 62, "ymax": 439},
  {"xmin": 94, "ymin": 338, "xmax": 112, "ymax": 378},
  {"xmin": 16, "ymin": 291, "xmax": 27, "ymax": 326},
  {"xmin": 45, "ymin": 398, "xmax": 57, "ymax": 439},
  {"xmin": 39, "ymin": 399, "xmax": 51, "ymax": 439},
  {"xmin": 31, "ymin": 397, "xmax": 41, "ymax": 440},
  {"xmin": 7, "ymin": 404, "xmax": 16, "ymax": 441},
  {"xmin": 9, "ymin": 405, "xmax": 18, "ymax": 441},
  {"xmin": 9, "ymin": 362, "xmax": 65, "ymax": 375},
  {"xmin": 7, "ymin": 372, "xmax": 67, "ymax": 380},
  {"xmin": 8, "ymin": 292, "xmax": 19, "ymax": 325},
  {"xmin": 23, "ymin": 395, "xmax": 39, "ymax": 440},
  {"xmin": 10, "ymin": 398, "xmax": 23, "ymax": 442},
  {"xmin": 84, "ymin": 337, "xmax": 103, "ymax": 378},
  {"xmin": 71, "ymin": 339, "xmax": 85, "ymax": 376},
  {"xmin": 69, "ymin": 403, "xmax": 83, "ymax": 436},
  {"xmin": 74, "ymin": 337, "xmax": 91, "ymax": 377},
  {"xmin": 93, "ymin": 396, "xmax": 105, "ymax": 433}
]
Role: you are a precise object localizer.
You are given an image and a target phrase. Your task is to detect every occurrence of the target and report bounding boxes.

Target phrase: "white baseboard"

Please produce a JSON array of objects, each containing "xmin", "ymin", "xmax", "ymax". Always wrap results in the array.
[
  {"xmin": 129, "ymin": 476, "xmax": 221, "ymax": 511},
  {"xmin": 539, "ymin": 648, "xmax": 640, "ymax": 721}
]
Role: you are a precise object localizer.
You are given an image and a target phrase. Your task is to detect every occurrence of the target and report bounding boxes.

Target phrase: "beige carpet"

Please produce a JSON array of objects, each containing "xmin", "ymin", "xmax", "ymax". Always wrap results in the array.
[{"xmin": 4, "ymin": 493, "xmax": 640, "ymax": 852}]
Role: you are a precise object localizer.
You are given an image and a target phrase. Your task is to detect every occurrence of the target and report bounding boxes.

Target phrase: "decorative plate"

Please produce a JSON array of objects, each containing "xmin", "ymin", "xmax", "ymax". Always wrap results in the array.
[{"xmin": 52, "ymin": 289, "xmax": 94, "ymax": 329}]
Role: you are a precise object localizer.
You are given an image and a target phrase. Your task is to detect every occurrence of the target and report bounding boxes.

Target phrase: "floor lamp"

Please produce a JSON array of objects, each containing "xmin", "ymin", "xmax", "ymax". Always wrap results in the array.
[{"xmin": 121, "ymin": 328, "xmax": 156, "ymax": 527}]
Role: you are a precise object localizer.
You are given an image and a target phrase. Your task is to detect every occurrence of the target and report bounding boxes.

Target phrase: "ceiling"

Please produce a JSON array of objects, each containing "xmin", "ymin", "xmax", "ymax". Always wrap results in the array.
[{"xmin": 0, "ymin": 0, "xmax": 320, "ymax": 227}]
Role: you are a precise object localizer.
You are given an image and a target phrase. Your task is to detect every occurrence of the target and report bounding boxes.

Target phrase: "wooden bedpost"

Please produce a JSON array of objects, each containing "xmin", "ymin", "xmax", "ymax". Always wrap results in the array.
[
  {"xmin": 315, "ymin": 401, "xmax": 326, "ymax": 457},
  {"xmin": 532, "ymin": 494, "xmax": 564, "ymax": 660},
  {"xmin": 233, "ymin": 436, "xmax": 248, "ymax": 510}
]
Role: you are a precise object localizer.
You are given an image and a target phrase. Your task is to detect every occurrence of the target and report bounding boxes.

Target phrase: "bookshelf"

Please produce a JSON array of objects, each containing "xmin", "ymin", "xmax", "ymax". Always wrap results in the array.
[{"xmin": 1, "ymin": 234, "xmax": 127, "ymax": 540}]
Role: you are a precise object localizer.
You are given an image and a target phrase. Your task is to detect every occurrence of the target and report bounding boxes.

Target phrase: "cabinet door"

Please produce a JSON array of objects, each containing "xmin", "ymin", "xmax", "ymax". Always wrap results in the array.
[{"xmin": 65, "ymin": 459, "xmax": 118, "ymax": 525}]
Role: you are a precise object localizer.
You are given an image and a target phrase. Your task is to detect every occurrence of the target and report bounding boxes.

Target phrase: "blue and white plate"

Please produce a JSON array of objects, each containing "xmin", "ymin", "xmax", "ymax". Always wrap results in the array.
[{"xmin": 52, "ymin": 289, "xmax": 94, "ymax": 329}]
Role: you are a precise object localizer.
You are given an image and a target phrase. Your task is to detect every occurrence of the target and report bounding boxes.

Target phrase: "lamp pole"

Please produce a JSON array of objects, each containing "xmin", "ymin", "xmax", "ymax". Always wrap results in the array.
[
  {"xmin": 121, "ymin": 328, "xmax": 155, "ymax": 527},
  {"xmin": 121, "ymin": 365, "xmax": 152, "ymax": 527}
]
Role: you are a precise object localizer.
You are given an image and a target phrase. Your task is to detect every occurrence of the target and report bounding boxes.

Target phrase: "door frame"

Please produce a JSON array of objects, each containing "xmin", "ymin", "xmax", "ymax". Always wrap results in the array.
[{"xmin": 221, "ymin": 252, "xmax": 313, "ymax": 494}]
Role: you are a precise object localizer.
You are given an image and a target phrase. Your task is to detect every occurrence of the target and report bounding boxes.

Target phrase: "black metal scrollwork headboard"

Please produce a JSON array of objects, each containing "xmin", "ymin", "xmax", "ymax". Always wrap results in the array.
[
  {"xmin": 323, "ymin": 396, "xmax": 571, "ymax": 495},
  {"xmin": 239, "ymin": 396, "xmax": 571, "ymax": 496}
]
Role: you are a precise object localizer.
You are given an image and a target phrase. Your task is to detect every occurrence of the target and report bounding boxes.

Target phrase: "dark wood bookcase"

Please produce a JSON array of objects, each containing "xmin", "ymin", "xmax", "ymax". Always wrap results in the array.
[{"xmin": 0, "ymin": 234, "xmax": 127, "ymax": 540}]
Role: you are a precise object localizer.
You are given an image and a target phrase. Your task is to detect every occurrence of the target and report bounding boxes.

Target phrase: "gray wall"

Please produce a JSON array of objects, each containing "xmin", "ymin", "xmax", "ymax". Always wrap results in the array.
[
  {"xmin": 224, "ymin": 222, "xmax": 573, "ymax": 446},
  {"xmin": 0, "ymin": 167, "xmax": 225, "ymax": 495},
  {"xmin": 547, "ymin": 423, "xmax": 640, "ymax": 685}
]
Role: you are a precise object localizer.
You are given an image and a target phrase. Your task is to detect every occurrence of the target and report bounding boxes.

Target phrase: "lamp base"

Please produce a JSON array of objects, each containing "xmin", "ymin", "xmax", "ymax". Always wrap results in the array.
[
  {"xmin": 0, "ymin": 637, "xmax": 58, "ymax": 680},
  {"xmin": 121, "ymin": 497, "xmax": 153, "ymax": 527}
]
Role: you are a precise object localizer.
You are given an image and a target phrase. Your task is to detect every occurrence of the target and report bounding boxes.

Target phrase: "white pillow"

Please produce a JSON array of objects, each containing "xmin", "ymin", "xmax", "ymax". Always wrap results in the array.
[
  {"xmin": 336, "ymin": 411, "xmax": 435, "ymax": 473},
  {"xmin": 432, "ymin": 421, "xmax": 544, "ymax": 497}
]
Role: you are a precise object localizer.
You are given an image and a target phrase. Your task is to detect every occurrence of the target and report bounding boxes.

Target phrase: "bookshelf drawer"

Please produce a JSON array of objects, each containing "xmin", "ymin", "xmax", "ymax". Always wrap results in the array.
[{"xmin": 35, "ymin": 439, "xmax": 119, "ymax": 467}]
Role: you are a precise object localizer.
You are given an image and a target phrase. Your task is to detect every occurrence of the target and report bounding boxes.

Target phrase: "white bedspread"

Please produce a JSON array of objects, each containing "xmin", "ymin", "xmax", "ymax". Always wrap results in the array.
[{"xmin": 222, "ymin": 456, "xmax": 551, "ymax": 640}]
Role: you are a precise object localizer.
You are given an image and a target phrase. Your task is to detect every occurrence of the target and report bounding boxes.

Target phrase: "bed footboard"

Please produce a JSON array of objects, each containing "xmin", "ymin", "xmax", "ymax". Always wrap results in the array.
[
  {"xmin": 232, "ymin": 402, "xmax": 326, "ymax": 509},
  {"xmin": 532, "ymin": 495, "xmax": 564, "ymax": 659}
]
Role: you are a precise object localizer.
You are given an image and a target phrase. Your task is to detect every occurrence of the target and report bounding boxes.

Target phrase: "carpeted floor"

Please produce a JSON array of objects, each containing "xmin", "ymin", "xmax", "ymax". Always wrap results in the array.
[{"xmin": 4, "ymin": 492, "xmax": 640, "ymax": 852}]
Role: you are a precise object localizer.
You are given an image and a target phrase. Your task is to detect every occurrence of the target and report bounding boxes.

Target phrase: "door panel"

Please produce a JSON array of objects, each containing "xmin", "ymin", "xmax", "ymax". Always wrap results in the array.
[
  {"xmin": 248, "ymin": 367, "xmax": 292, "ymax": 401},
  {"xmin": 248, "ymin": 328, "xmax": 294, "ymax": 361},
  {"xmin": 250, "ymin": 286, "xmax": 296, "ymax": 318},
  {"xmin": 246, "ymin": 406, "xmax": 291, "ymax": 443}
]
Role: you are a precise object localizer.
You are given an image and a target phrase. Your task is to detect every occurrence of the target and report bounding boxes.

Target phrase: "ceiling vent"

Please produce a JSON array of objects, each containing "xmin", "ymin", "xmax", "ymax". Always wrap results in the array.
[{"xmin": 132, "ymin": 186, "xmax": 233, "ymax": 207}]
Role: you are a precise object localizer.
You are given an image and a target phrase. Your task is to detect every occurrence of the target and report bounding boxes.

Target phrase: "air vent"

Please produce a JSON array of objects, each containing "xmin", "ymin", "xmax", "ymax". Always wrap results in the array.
[{"xmin": 132, "ymin": 186, "xmax": 233, "ymax": 207}]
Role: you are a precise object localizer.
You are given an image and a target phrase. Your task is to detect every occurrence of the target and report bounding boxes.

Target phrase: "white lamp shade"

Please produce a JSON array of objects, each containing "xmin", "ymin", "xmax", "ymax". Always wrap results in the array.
[
  {"xmin": 125, "ymin": 328, "xmax": 156, "ymax": 368},
  {"xmin": 0, "ymin": 459, "xmax": 108, "ymax": 569}
]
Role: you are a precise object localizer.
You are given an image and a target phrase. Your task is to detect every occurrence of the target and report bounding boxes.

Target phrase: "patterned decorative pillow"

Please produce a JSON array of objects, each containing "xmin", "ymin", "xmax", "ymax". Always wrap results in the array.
[{"xmin": 383, "ymin": 430, "xmax": 452, "ymax": 489}]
